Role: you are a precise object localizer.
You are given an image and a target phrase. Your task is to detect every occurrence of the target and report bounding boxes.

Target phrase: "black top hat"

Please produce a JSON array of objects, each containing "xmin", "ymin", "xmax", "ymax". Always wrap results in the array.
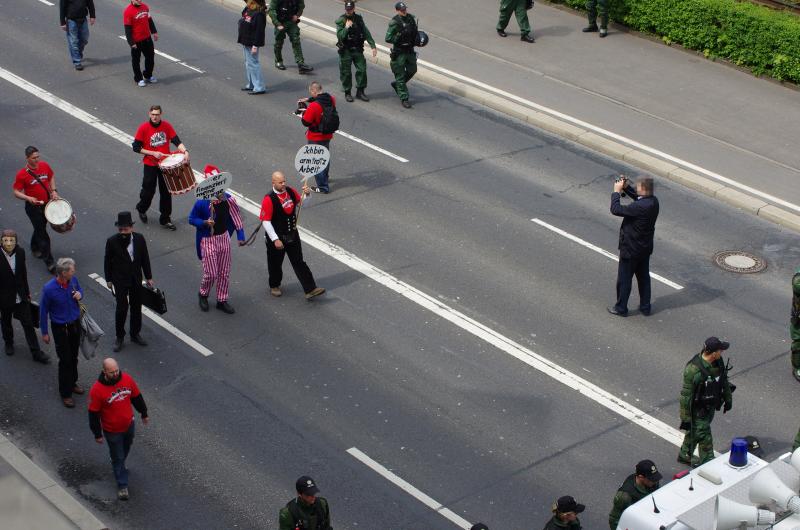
[{"xmin": 115, "ymin": 211, "xmax": 135, "ymax": 227}]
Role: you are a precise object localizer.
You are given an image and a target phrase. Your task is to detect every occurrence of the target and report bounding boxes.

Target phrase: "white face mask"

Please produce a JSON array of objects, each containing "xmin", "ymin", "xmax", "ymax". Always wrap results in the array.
[{"xmin": 2, "ymin": 236, "xmax": 16, "ymax": 254}]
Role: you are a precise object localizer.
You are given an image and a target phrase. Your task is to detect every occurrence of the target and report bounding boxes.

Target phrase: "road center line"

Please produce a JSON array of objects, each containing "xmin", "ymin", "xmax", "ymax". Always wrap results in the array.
[
  {"xmin": 36, "ymin": 0, "xmax": 55, "ymax": 5},
  {"xmin": 347, "ymin": 447, "xmax": 472, "ymax": 529},
  {"xmin": 0, "ymin": 65, "xmax": 686, "ymax": 451},
  {"xmin": 531, "ymin": 218, "xmax": 683, "ymax": 290},
  {"xmin": 117, "ymin": 35, "xmax": 206, "ymax": 73},
  {"xmin": 88, "ymin": 273, "xmax": 214, "ymax": 357}
]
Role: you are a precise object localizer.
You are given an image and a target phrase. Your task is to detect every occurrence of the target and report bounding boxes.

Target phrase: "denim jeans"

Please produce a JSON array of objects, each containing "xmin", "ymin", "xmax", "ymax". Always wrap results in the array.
[
  {"xmin": 242, "ymin": 45, "xmax": 266, "ymax": 92},
  {"xmin": 309, "ymin": 139, "xmax": 331, "ymax": 192},
  {"xmin": 105, "ymin": 422, "xmax": 135, "ymax": 488},
  {"xmin": 65, "ymin": 19, "xmax": 89, "ymax": 65}
]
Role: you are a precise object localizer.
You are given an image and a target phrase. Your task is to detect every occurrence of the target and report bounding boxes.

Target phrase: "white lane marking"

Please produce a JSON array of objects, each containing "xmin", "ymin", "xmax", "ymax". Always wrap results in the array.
[
  {"xmin": 88, "ymin": 273, "xmax": 214, "ymax": 357},
  {"xmin": 299, "ymin": 17, "xmax": 800, "ymax": 214},
  {"xmin": 531, "ymin": 218, "xmax": 684, "ymax": 290},
  {"xmin": 117, "ymin": 36, "xmax": 205, "ymax": 73},
  {"xmin": 36, "ymin": 0, "xmax": 55, "ymax": 5},
  {"xmin": 347, "ymin": 447, "xmax": 472, "ymax": 529},
  {"xmin": 0, "ymin": 65, "xmax": 686, "ymax": 450},
  {"xmin": 335, "ymin": 130, "xmax": 409, "ymax": 163}
]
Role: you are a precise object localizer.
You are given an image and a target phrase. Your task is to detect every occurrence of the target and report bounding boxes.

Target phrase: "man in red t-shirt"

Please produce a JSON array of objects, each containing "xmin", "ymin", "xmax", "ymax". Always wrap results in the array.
[
  {"xmin": 299, "ymin": 81, "xmax": 336, "ymax": 194},
  {"xmin": 88, "ymin": 357, "xmax": 149, "ymax": 501},
  {"xmin": 259, "ymin": 171, "xmax": 324, "ymax": 300},
  {"xmin": 132, "ymin": 104, "xmax": 188, "ymax": 230},
  {"xmin": 12, "ymin": 146, "xmax": 59, "ymax": 272},
  {"xmin": 123, "ymin": 0, "xmax": 159, "ymax": 87}
]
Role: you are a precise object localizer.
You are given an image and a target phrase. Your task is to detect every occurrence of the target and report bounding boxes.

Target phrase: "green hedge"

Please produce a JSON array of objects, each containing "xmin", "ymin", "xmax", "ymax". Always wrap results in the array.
[{"xmin": 554, "ymin": 0, "xmax": 800, "ymax": 83}]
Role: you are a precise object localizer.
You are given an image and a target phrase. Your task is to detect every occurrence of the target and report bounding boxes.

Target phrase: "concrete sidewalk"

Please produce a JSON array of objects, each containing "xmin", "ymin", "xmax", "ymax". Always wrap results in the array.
[{"xmin": 0, "ymin": 433, "xmax": 106, "ymax": 530}]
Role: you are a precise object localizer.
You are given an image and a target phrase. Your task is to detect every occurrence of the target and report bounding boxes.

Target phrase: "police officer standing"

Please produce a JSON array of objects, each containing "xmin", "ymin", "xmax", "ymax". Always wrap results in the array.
[
  {"xmin": 678, "ymin": 337, "xmax": 734, "ymax": 467},
  {"xmin": 583, "ymin": 0, "xmax": 609, "ymax": 38},
  {"xmin": 790, "ymin": 268, "xmax": 800, "ymax": 382},
  {"xmin": 279, "ymin": 475, "xmax": 332, "ymax": 530},
  {"xmin": 386, "ymin": 2, "xmax": 418, "ymax": 109},
  {"xmin": 543, "ymin": 496, "xmax": 585, "ymax": 529},
  {"xmin": 496, "ymin": 0, "xmax": 534, "ymax": 43},
  {"xmin": 608, "ymin": 460, "xmax": 661, "ymax": 529},
  {"xmin": 336, "ymin": 1, "xmax": 377, "ymax": 102},
  {"xmin": 269, "ymin": 0, "xmax": 313, "ymax": 73}
]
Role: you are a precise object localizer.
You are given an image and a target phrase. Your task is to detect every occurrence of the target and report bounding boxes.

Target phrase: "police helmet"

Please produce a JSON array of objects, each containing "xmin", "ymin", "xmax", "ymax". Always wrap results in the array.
[{"xmin": 415, "ymin": 30, "xmax": 429, "ymax": 47}]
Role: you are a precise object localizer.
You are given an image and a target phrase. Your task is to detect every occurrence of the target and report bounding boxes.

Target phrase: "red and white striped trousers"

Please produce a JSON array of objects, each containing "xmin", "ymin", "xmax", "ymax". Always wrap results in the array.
[{"xmin": 199, "ymin": 233, "xmax": 232, "ymax": 302}]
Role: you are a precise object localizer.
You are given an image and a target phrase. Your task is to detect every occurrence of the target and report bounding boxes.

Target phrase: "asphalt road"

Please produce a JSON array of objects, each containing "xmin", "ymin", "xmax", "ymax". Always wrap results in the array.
[{"xmin": 0, "ymin": 0, "xmax": 798, "ymax": 529}]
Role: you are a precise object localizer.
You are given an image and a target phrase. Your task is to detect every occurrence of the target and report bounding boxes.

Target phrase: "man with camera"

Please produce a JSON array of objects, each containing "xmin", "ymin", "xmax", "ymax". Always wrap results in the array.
[
  {"xmin": 607, "ymin": 175, "xmax": 659, "ymax": 317},
  {"xmin": 299, "ymin": 81, "xmax": 337, "ymax": 194}
]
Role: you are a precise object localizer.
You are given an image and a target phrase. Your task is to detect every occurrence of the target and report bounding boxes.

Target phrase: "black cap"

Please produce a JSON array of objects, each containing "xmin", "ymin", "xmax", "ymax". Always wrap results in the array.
[
  {"xmin": 635, "ymin": 459, "xmax": 663, "ymax": 482},
  {"xmin": 703, "ymin": 337, "xmax": 730, "ymax": 352},
  {"xmin": 115, "ymin": 211, "xmax": 134, "ymax": 227},
  {"xmin": 470, "ymin": 525, "xmax": 489, "ymax": 530},
  {"xmin": 745, "ymin": 435, "xmax": 765, "ymax": 458},
  {"xmin": 555, "ymin": 496, "xmax": 585, "ymax": 514},
  {"xmin": 295, "ymin": 476, "xmax": 319, "ymax": 495},
  {"xmin": 395, "ymin": 1, "xmax": 407, "ymax": 10},
  {"xmin": 344, "ymin": 0, "xmax": 355, "ymax": 9}
]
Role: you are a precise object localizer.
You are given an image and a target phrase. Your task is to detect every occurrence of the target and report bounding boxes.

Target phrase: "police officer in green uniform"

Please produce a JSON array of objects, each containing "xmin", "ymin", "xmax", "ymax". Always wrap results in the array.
[
  {"xmin": 278, "ymin": 475, "xmax": 332, "ymax": 530},
  {"xmin": 678, "ymin": 337, "xmax": 734, "ymax": 467},
  {"xmin": 583, "ymin": 0, "xmax": 609, "ymax": 38},
  {"xmin": 269, "ymin": 0, "xmax": 313, "ymax": 73},
  {"xmin": 385, "ymin": 1, "xmax": 418, "ymax": 109},
  {"xmin": 496, "ymin": 0, "xmax": 534, "ymax": 43},
  {"xmin": 336, "ymin": 1, "xmax": 377, "ymax": 103},
  {"xmin": 790, "ymin": 268, "xmax": 800, "ymax": 382},
  {"xmin": 793, "ymin": 425, "xmax": 800, "ymax": 452},
  {"xmin": 608, "ymin": 459, "xmax": 661, "ymax": 529},
  {"xmin": 543, "ymin": 496, "xmax": 584, "ymax": 529}
]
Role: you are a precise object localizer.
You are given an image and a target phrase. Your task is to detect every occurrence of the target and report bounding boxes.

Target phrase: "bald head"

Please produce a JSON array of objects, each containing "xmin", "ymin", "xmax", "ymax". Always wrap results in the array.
[
  {"xmin": 272, "ymin": 171, "xmax": 287, "ymax": 192},
  {"xmin": 102, "ymin": 358, "xmax": 120, "ymax": 379}
]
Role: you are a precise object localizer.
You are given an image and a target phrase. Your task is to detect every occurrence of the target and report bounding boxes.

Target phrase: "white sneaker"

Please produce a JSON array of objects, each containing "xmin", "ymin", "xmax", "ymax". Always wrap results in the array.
[
  {"xmin": 147, "ymin": 77, "xmax": 158, "ymax": 84},
  {"xmin": 137, "ymin": 80, "xmax": 146, "ymax": 87}
]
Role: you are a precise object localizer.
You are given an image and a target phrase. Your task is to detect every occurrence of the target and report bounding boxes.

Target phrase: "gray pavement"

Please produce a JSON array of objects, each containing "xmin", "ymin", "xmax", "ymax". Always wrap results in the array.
[{"xmin": 0, "ymin": 0, "xmax": 798, "ymax": 529}]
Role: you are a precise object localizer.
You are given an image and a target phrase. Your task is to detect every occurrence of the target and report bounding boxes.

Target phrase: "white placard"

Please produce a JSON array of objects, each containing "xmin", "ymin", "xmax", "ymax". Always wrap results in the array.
[
  {"xmin": 294, "ymin": 144, "xmax": 331, "ymax": 179},
  {"xmin": 195, "ymin": 171, "xmax": 232, "ymax": 200}
]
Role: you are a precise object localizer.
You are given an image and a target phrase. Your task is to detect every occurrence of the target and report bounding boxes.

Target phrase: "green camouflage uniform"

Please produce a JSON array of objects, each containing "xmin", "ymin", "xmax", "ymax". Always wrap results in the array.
[
  {"xmin": 790, "ymin": 269, "xmax": 800, "ymax": 377},
  {"xmin": 608, "ymin": 474, "xmax": 655, "ymax": 529},
  {"xmin": 278, "ymin": 497, "xmax": 331, "ymax": 530},
  {"xmin": 678, "ymin": 353, "xmax": 732, "ymax": 466},
  {"xmin": 585, "ymin": 0, "xmax": 609, "ymax": 30},
  {"xmin": 385, "ymin": 13, "xmax": 418, "ymax": 102},
  {"xmin": 542, "ymin": 516, "xmax": 582, "ymax": 529},
  {"xmin": 269, "ymin": 0, "xmax": 305, "ymax": 65},
  {"xmin": 336, "ymin": 12, "xmax": 375, "ymax": 93},
  {"xmin": 496, "ymin": 0, "xmax": 531, "ymax": 36}
]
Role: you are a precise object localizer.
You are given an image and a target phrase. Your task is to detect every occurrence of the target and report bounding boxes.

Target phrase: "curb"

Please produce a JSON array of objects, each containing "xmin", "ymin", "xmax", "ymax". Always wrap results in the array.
[
  {"xmin": 212, "ymin": 0, "xmax": 800, "ymax": 233},
  {"xmin": 0, "ymin": 433, "xmax": 107, "ymax": 530}
]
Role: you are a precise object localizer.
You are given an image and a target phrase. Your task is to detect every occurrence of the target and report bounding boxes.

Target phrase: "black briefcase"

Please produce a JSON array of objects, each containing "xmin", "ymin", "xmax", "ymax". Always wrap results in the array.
[{"xmin": 140, "ymin": 284, "xmax": 167, "ymax": 314}]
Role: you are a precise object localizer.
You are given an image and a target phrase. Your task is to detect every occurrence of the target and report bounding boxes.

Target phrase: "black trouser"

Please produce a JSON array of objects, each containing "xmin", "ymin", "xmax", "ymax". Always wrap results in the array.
[
  {"xmin": 136, "ymin": 164, "xmax": 172, "ymax": 224},
  {"xmin": 0, "ymin": 301, "xmax": 41, "ymax": 352},
  {"xmin": 24, "ymin": 202, "xmax": 53, "ymax": 265},
  {"xmin": 114, "ymin": 283, "xmax": 142, "ymax": 339},
  {"xmin": 614, "ymin": 255, "xmax": 651, "ymax": 313},
  {"xmin": 51, "ymin": 319, "xmax": 80, "ymax": 398},
  {"xmin": 130, "ymin": 37, "xmax": 155, "ymax": 82},
  {"xmin": 266, "ymin": 234, "xmax": 316, "ymax": 293}
]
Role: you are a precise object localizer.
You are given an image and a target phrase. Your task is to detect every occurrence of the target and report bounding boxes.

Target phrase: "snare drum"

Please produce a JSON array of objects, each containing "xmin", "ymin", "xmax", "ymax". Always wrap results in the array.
[
  {"xmin": 159, "ymin": 153, "xmax": 197, "ymax": 195},
  {"xmin": 44, "ymin": 199, "xmax": 76, "ymax": 234}
]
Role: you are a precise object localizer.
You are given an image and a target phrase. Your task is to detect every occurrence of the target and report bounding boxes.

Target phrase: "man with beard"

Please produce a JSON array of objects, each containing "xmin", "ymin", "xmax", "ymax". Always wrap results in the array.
[
  {"xmin": 88, "ymin": 357, "xmax": 149, "ymax": 501},
  {"xmin": 104, "ymin": 212, "xmax": 154, "ymax": 352}
]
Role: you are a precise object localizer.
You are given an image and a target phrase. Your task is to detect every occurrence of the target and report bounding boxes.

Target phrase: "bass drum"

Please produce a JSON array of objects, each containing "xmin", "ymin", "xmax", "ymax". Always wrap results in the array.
[{"xmin": 44, "ymin": 198, "xmax": 77, "ymax": 234}]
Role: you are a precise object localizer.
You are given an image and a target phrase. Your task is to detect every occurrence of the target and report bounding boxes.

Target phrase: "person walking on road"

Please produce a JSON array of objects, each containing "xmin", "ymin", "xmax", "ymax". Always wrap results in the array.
[
  {"xmin": 607, "ymin": 175, "xmax": 659, "ymax": 317},
  {"xmin": 543, "ymin": 495, "xmax": 585, "ymax": 529},
  {"xmin": 60, "ymin": 0, "xmax": 96, "ymax": 70},
  {"xmin": 386, "ymin": 2, "xmax": 419, "ymax": 108},
  {"xmin": 123, "ymin": 0, "xmax": 159, "ymax": 87},
  {"xmin": 238, "ymin": 0, "xmax": 268, "ymax": 95},
  {"xmin": 790, "ymin": 267, "xmax": 800, "ymax": 382},
  {"xmin": 0, "ymin": 229, "xmax": 50, "ymax": 364},
  {"xmin": 583, "ymin": 0, "xmax": 609, "ymax": 38},
  {"xmin": 133, "ymin": 104, "xmax": 189, "ymax": 230},
  {"xmin": 104, "ymin": 212, "xmax": 154, "ymax": 353},
  {"xmin": 299, "ymin": 81, "xmax": 337, "ymax": 193},
  {"xmin": 608, "ymin": 459, "xmax": 662, "ymax": 529},
  {"xmin": 336, "ymin": 1, "xmax": 377, "ymax": 103},
  {"xmin": 12, "ymin": 146, "xmax": 58, "ymax": 274},
  {"xmin": 40, "ymin": 257, "xmax": 84, "ymax": 408},
  {"xmin": 496, "ymin": 0, "xmax": 534, "ymax": 43},
  {"xmin": 259, "ymin": 171, "xmax": 325, "ymax": 300},
  {"xmin": 88, "ymin": 357, "xmax": 149, "ymax": 501},
  {"xmin": 279, "ymin": 475, "xmax": 332, "ymax": 530},
  {"xmin": 269, "ymin": 0, "xmax": 313, "ymax": 73},
  {"xmin": 678, "ymin": 337, "xmax": 734, "ymax": 467}
]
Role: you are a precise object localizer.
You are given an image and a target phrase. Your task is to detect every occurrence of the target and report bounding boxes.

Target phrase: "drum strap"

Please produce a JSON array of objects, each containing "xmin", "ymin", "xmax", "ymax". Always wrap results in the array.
[{"xmin": 26, "ymin": 168, "xmax": 52, "ymax": 202}]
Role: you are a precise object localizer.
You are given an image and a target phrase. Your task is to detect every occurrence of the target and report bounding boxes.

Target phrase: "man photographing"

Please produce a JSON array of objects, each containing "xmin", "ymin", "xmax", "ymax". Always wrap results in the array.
[{"xmin": 607, "ymin": 175, "xmax": 659, "ymax": 317}]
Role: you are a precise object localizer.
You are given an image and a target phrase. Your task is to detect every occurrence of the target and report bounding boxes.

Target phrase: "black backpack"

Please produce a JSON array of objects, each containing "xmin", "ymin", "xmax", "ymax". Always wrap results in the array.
[{"xmin": 310, "ymin": 94, "xmax": 339, "ymax": 135}]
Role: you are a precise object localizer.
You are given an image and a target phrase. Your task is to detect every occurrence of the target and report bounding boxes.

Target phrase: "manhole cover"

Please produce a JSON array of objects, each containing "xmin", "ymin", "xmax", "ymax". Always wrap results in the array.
[{"xmin": 712, "ymin": 251, "xmax": 767, "ymax": 273}]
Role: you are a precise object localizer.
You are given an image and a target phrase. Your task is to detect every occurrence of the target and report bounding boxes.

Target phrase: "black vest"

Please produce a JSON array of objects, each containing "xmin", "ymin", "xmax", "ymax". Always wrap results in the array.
[
  {"xmin": 276, "ymin": 0, "xmax": 298, "ymax": 22},
  {"xmin": 618, "ymin": 474, "xmax": 649, "ymax": 504},
  {"xmin": 212, "ymin": 200, "xmax": 229, "ymax": 236},
  {"xmin": 689, "ymin": 355, "xmax": 727, "ymax": 410},
  {"xmin": 343, "ymin": 16, "xmax": 365, "ymax": 50},
  {"xmin": 269, "ymin": 190, "xmax": 298, "ymax": 236},
  {"xmin": 392, "ymin": 14, "xmax": 417, "ymax": 51}
]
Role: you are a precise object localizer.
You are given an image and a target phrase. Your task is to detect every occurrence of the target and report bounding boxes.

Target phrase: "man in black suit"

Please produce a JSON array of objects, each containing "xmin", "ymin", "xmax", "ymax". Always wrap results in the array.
[
  {"xmin": 608, "ymin": 176, "xmax": 659, "ymax": 317},
  {"xmin": 104, "ymin": 212, "xmax": 154, "ymax": 352},
  {"xmin": 0, "ymin": 229, "xmax": 50, "ymax": 363}
]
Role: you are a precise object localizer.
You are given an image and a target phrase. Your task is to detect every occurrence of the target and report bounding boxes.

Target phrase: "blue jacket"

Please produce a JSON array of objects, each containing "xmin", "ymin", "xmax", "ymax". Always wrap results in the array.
[
  {"xmin": 188, "ymin": 194, "xmax": 246, "ymax": 259},
  {"xmin": 40, "ymin": 276, "xmax": 83, "ymax": 335}
]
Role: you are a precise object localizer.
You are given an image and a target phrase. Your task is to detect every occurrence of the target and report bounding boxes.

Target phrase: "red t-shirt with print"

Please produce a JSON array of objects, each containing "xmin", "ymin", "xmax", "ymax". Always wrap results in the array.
[
  {"xmin": 123, "ymin": 2, "xmax": 153, "ymax": 43},
  {"xmin": 135, "ymin": 120, "xmax": 177, "ymax": 166},
  {"xmin": 13, "ymin": 162, "xmax": 54, "ymax": 203},
  {"xmin": 88, "ymin": 372, "xmax": 141, "ymax": 434},
  {"xmin": 259, "ymin": 188, "xmax": 301, "ymax": 220}
]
